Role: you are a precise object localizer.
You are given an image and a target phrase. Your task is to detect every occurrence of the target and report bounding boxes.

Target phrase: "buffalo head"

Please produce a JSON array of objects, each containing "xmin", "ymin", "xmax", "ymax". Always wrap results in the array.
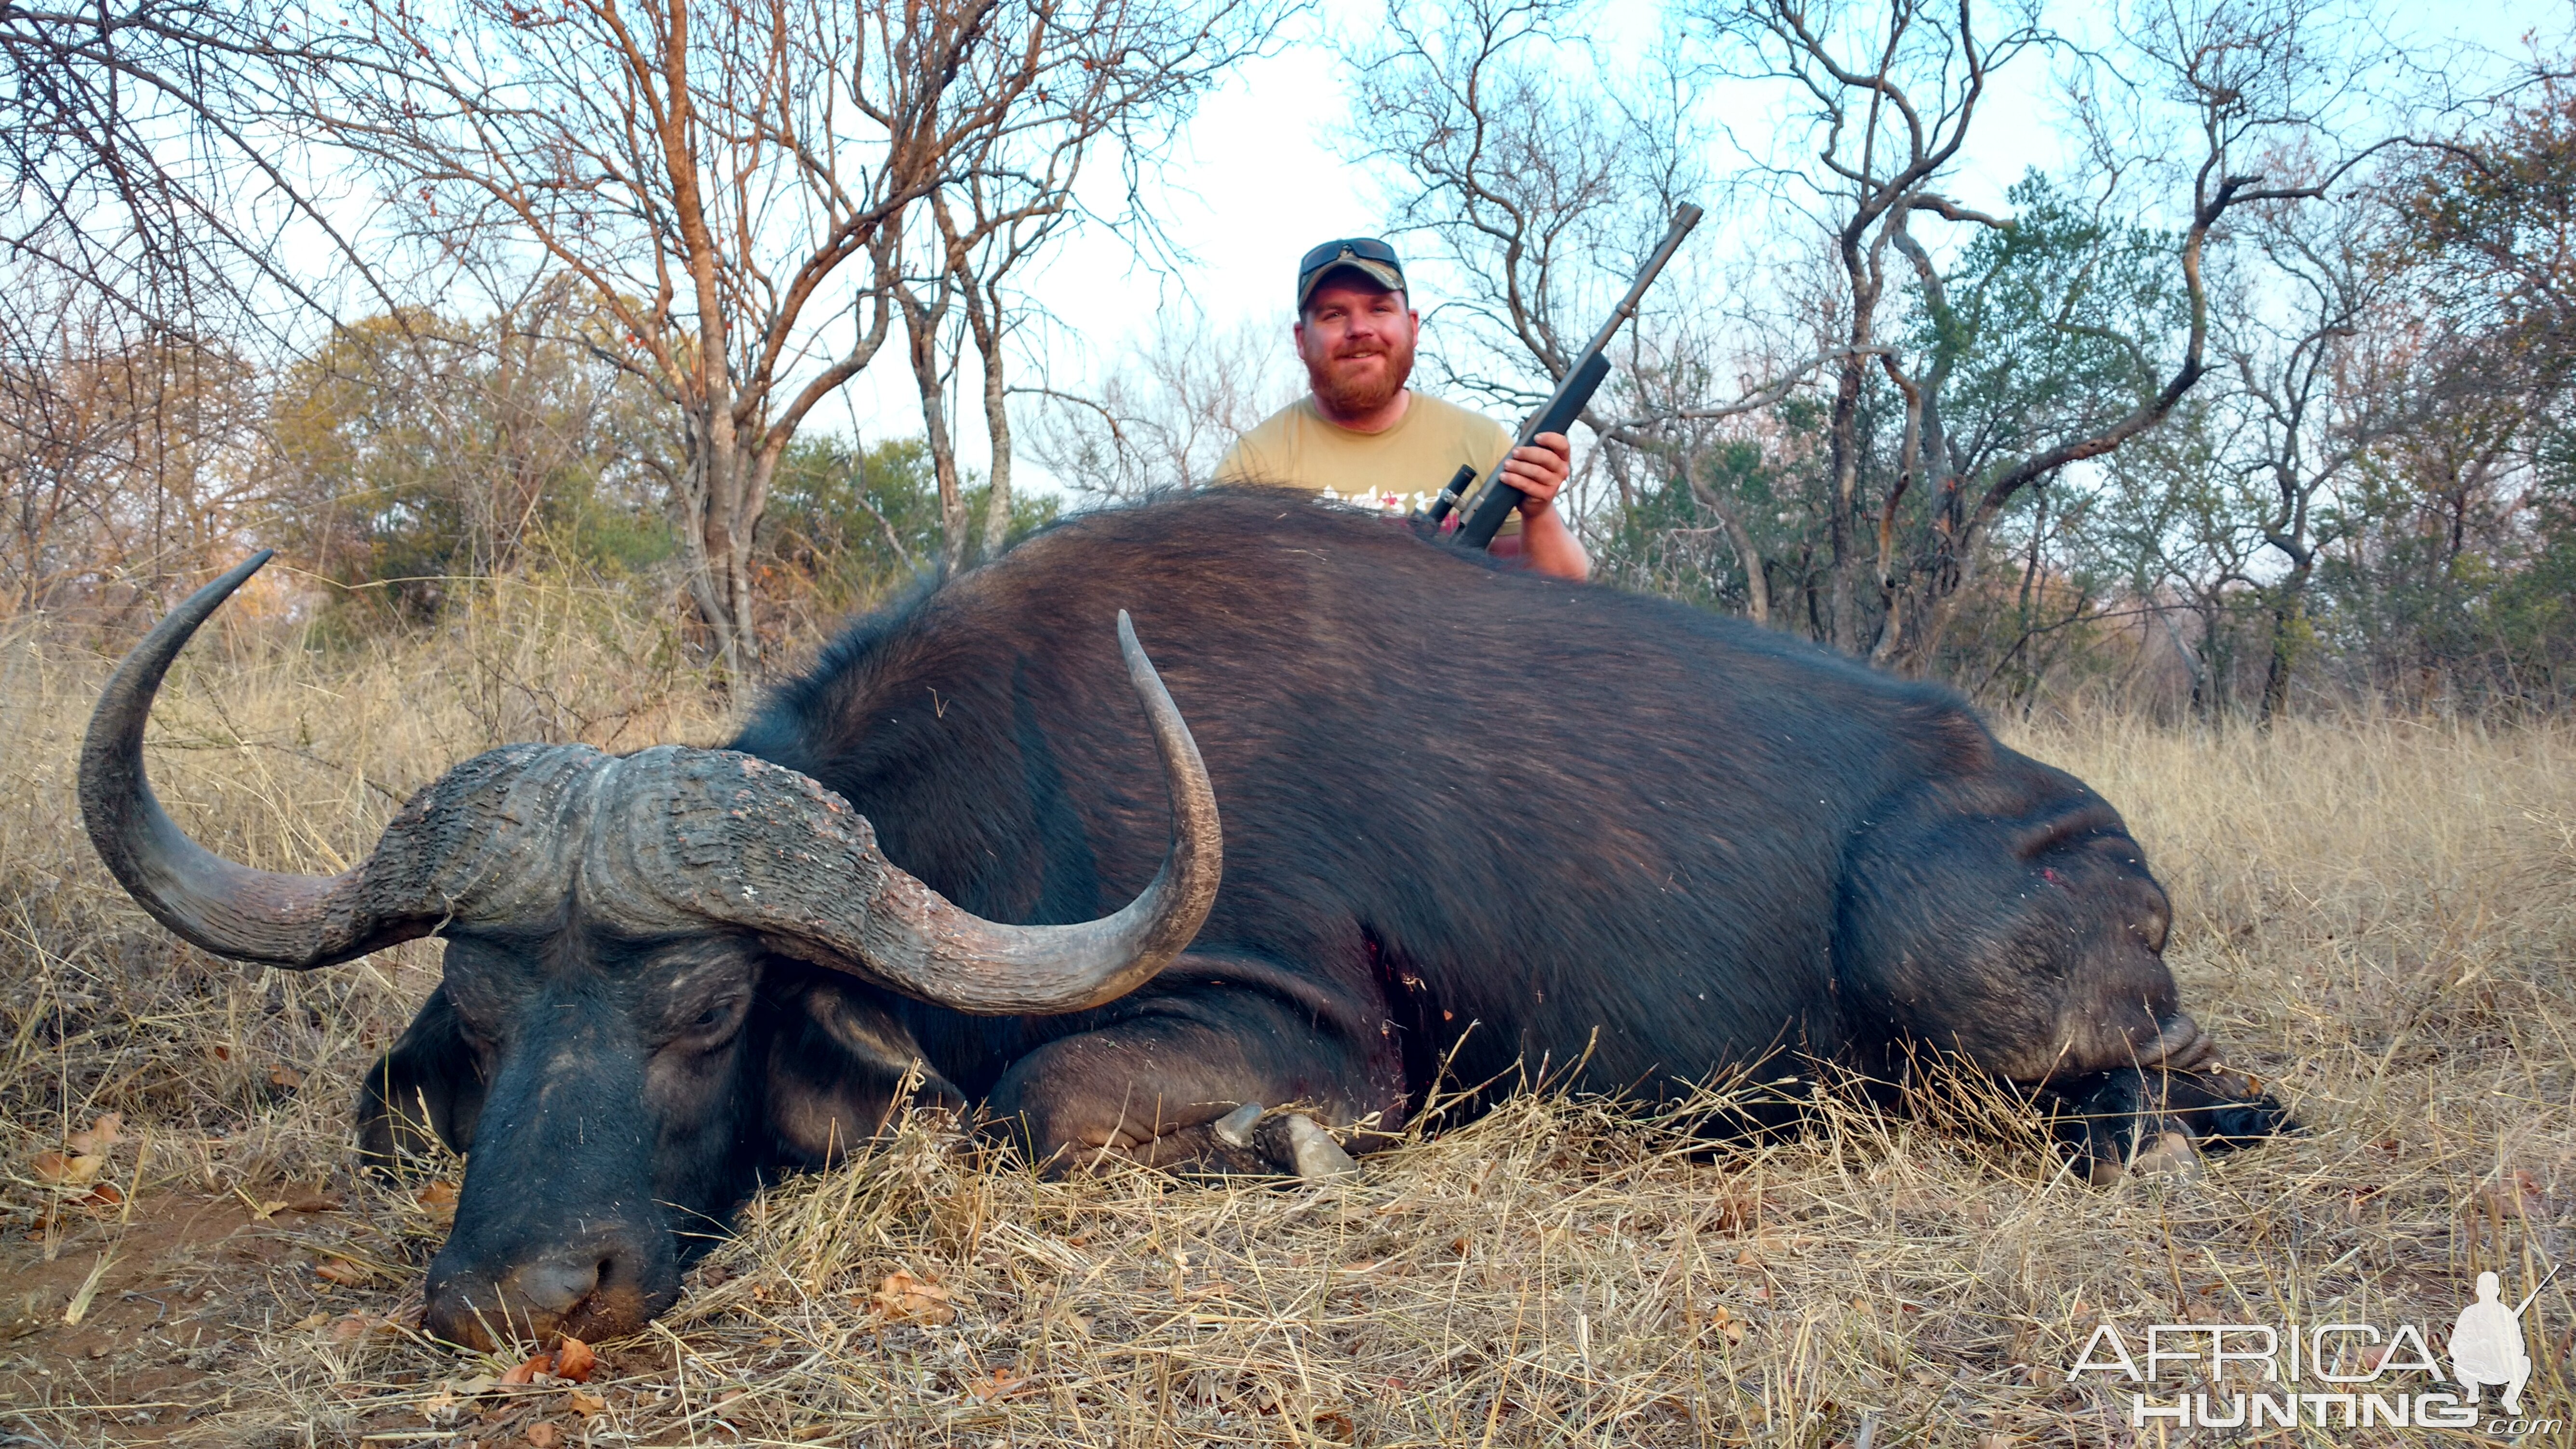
[{"xmin": 79, "ymin": 553, "xmax": 1221, "ymax": 1350}]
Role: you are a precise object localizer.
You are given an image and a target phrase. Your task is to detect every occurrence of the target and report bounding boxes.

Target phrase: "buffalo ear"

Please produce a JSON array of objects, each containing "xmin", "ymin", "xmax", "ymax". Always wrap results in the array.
[
  {"xmin": 356, "ymin": 986, "xmax": 486, "ymax": 1176},
  {"xmin": 765, "ymin": 974, "xmax": 965, "ymax": 1167}
]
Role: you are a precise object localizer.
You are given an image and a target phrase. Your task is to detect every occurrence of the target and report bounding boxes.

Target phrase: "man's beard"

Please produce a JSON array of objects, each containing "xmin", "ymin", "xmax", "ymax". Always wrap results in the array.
[{"xmin": 1307, "ymin": 334, "xmax": 1414, "ymax": 416}]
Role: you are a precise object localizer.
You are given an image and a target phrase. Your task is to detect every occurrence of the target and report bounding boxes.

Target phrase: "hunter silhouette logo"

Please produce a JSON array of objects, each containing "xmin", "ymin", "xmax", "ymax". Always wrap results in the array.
[{"xmin": 2450, "ymin": 1269, "xmax": 2547, "ymax": 1414}]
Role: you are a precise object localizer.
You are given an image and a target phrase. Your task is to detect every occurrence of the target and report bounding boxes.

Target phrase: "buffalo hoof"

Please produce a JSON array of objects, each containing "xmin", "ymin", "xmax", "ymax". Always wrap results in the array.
[
  {"xmin": 1207, "ymin": 1104, "xmax": 1356, "ymax": 1180},
  {"xmin": 1210, "ymin": 1101, "xmax": 1265, "ymax": 1149},
  {"xmin": 2089, "ymin": 1128, "xmax": 2201, "ymax": 1187},
  {"xmin": 1274, "ymin": 1114, "xmax": 1357, "ymax": 1181}
]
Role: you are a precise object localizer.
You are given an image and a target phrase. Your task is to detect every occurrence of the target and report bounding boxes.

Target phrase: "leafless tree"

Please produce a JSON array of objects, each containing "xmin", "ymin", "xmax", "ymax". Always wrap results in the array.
[
  {"xmin": 1355, "ymin": 0, "xmax": 2402, "ymax": 680},
  {"xmin": 1692, "ymin": 0, "xmax": 2056, "ymax": 654},
  {"xmin": 309, "ymin": 0, "xmax": 1268, "ymax": 678},
  {"xmin": 891, "ymin": 0, "xmax": 1282, "ymax": 571},
  {"xmin": 1347, "ymin": 0, "xmax": 1905, "ymax": 617},
  {"xmin": 2084, "ymin": 178, "xmax": 2425, "ymax": 721},
  {"xmin": 2212, "ymin": 186, "xmax": 2410, "ymax": 721},
  {"xmin": 0, "ymin": 284, "xmax": 268, "ymax": 615},
  {"xmin": 1, "ymin": 0, "xmax": 392, "ymax": 343},
  {"xmin": 1348, "ymin": 0, "xmax": 1828, "ymax": 524},
  {"xmin": 0, "ymin": 0, "xmax": 403, "ymax": 614},
  {"xmin": 1024, "ymin": 315, "xmax": 1298, "ymax": 498}
]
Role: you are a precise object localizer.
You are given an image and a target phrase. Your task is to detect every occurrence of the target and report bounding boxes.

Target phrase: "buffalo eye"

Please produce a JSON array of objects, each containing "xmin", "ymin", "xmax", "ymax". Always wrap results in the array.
[{"xmin": 678, "ymin": 996, "xmax": 743, "ymax": 1040}]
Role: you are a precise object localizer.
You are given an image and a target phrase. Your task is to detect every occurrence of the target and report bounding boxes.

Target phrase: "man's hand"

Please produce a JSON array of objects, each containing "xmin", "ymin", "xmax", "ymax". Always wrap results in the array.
[
  {"xmin": 1495, "ymin": 431, "xmax": 1574, "ymax": 517},
  {"xmin": 1485, "ymin": 430, "xmax": 1589, "ymax": 581}
]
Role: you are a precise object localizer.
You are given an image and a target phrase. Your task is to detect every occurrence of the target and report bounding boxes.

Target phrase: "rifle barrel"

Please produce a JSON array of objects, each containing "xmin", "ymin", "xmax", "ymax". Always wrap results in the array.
[{"xmin": 1449, "ymin": 204, "xmax": 1704, "ymax": 550}]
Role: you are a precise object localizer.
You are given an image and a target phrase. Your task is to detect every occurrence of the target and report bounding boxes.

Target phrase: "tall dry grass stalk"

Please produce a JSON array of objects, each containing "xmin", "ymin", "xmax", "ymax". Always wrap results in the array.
[{"xmin": 0, "ymin": 598, "xmax": 2568, "ymax": 1447}]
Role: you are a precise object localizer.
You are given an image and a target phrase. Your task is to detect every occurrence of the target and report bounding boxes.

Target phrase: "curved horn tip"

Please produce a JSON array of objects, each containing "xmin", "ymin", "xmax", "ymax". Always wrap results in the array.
[
  {"xmin": 79, "ymin": 546, "xmax": 380, "ymax": 970},
  {"xmin": 745, "ymin": 604, "xmax": 1220, "ymax": 1016},
  {"xmin": 1115, "ymin": 609, "xmax": 1161, "ymax": 687},
  {"xmin": 200, "ymin": 550, "xmax": 277, "ymax": 604}
]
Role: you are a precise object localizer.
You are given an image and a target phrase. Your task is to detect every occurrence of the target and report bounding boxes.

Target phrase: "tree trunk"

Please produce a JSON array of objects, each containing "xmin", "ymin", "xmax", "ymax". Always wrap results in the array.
[
  {"xmin": 1824, "ymin": 333, "xmax": 1868, "ymax": 651},
  {"xmin": 967, "ymin": 282, "xmax": 1014, "ymax": 562},
  {"xmin": 2258, "ymin": 572, "xmax": 2310, "ymax": 728},
  {"xmin": 660, "ymin": 0, "xmax": 756, "ymax": 682},
  {"xmin": 897, "ymin": 282, "xmax": 966, "ymax": 573},
  {"xmin": 1687, "ymin": 475, "xmax": 1767, "ymax": 625}
]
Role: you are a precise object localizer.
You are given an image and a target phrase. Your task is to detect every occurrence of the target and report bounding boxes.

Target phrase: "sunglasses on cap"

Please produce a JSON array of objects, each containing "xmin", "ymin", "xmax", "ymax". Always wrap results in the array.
[{"xmin": 1296, "ymin": 237, "xmax": 1407, "ymax": 309}]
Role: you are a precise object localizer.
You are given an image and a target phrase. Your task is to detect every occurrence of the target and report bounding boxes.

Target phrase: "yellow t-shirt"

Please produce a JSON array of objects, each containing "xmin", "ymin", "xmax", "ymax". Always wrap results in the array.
[{"xmin": 1213, "ymin": 392, "xmax": 1522, "ymax": 529}]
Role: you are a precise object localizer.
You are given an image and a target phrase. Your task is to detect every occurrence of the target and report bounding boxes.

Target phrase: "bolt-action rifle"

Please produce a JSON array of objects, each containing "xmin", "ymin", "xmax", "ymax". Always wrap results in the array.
[{"xmin": 1423, "ymin": 204, "xmax": 1704, "ymax": 550}]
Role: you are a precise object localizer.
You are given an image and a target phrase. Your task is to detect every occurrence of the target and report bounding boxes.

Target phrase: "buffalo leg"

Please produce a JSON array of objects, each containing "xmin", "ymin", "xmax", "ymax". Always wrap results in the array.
[
  {"xmin": 1836, "ymin": 758, "xmax": 2291, "ymax": 1177},
  {"xmin": 2052, "ymin": 1059, "xmax": 2291, "ymax": 1182},
  {"xmin": 983, "ymin": 956, "xmax": 1387, "ymax": 1178}
]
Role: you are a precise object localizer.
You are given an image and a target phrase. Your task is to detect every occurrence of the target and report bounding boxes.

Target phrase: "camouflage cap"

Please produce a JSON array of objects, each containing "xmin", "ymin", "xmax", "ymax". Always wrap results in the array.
[{"xmin": 1296, "ymin": 237, "xmax": 1406, "ymax": 309}]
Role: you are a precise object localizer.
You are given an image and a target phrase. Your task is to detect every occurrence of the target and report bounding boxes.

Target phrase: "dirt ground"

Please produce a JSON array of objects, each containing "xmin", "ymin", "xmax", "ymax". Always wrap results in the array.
[
  {"xmin": 4, "ymin": 1188, "xmax": 258, "ymax": 1438},
  {"xmin": 2, "ymin": 1176, "xmax": 408, "ymax": 1446}
]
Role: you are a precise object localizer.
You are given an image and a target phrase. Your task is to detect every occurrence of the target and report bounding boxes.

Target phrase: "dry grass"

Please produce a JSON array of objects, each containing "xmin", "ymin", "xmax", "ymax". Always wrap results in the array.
[{"xmin": 0, "ymin": 592, "xmax": 2570, "ymax": 1448}]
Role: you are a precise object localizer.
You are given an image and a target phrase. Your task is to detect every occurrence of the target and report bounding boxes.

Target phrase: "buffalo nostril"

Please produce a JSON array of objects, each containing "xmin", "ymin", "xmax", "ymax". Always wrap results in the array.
[{"xmin": 509, "ymin": 1253, "xmax": 604, "ymax": 1316}]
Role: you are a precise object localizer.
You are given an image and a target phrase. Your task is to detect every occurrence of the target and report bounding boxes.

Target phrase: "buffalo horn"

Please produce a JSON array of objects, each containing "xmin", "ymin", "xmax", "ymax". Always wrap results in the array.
[
  {"xmin": 77, "ymin": 553, "xmax": 449, "ymax": 967},
  {"xmin": 86, "ymin": 559, "xmax": 1223, "ymax": 1014},
  {"xmin": 581, "ymin": 610, "xmax": 1223, "ymax": 1015}
]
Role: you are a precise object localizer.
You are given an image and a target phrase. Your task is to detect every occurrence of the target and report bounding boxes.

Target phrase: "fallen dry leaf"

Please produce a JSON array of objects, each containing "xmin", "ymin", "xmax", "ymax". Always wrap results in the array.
[
  {"xmin": 523, "ymin": 1421, "xmax": 562, "ymax": 1449},
  {"xmin": 1697, "ymin": 1303, "xmax": 1746, "ymax": 1345},
  {"xmin": 325, "ymin": 1314, "xmax": 374, "ymax": 1343},
  {"xmin": 869, "ymin": 1269, "xmax": 956, "ymax": 1325},
  {"xmin": 267, "ymin": 1064, "xmax": 304, "ymax": 1089},
  {"xmin": 2466, "ymin": 1169, "xmax": 2543, "ymax": 1221},
  {"xmin": 31, "ymin": 1152, "xmax": 101, "ymax": 1186},
  {"xmin": 63, "ymin": 1114, "xmax": 121, "ymax": 1157},
  {"xmin": 566, "ymin": 1389, "xmax": 607, "ymax": 1419},
  {"xmin": 315, "ymin": 1258, "xmax": 374, "ymax": 1287},
  {"xmin": 499, "ymin": 1337, "xmax": 597, "ymax": 1386},
  {"xmin": 416, "ymin": 1181, "xmax": 460, "ymax": 1211},
  {"xmin": 963, "ymin": 1367, "xmax": 1031, "ymax": 1401},
  {"xmin": 81, "ymin": 1183, "xmax": 123, "ymax": 1211}
]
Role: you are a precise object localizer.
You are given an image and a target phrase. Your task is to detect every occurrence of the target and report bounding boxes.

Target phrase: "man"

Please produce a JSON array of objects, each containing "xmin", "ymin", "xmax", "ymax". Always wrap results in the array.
[{"xmin": 1214, "ymin": 237, "xmax": 1590, "ymax": 581}]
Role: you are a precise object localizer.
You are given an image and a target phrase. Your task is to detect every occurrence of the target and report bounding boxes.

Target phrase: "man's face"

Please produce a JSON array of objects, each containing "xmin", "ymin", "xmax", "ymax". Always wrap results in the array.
[{"xmin": 1295, "ymin": 276, "xmax": 1419, "ymax": 417}]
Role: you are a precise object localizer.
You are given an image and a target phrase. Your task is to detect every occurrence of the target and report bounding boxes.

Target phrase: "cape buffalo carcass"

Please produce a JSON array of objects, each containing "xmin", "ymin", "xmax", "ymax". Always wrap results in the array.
[{"xmin": 80, "ymin": 489, "xmax": 2285, "ymax": 1351}]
